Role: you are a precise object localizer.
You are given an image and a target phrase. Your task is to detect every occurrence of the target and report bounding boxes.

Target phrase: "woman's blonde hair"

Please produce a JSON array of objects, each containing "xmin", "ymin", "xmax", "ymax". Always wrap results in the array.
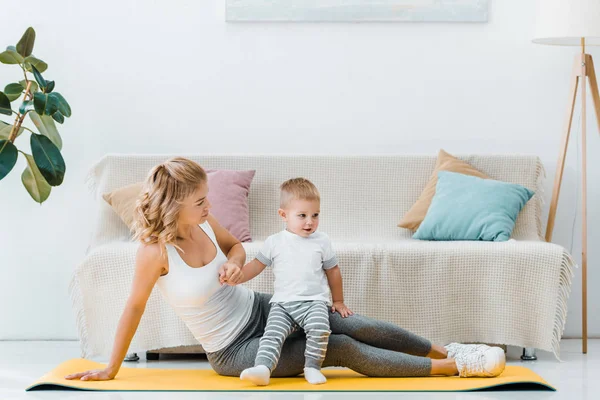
[
  {"xmin": 279, "ymin": 177, "xmax": 320, "ymax": 208},
  {"xmin": 133, "ymin": 157, "xmax": 207, "ymax": 247}
]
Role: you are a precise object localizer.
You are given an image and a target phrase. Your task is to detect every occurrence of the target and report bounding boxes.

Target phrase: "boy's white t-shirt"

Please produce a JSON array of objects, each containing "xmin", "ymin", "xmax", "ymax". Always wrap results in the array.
[{"xmin": 256, "ymin": 229, "xmax": 339, "ymax": 305}]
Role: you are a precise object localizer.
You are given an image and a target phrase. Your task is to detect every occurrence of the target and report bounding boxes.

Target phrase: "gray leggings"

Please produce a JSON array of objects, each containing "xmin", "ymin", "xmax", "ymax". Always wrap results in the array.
[{"xmin": 206, "ymin": 292, "xmax": 433, "ymax": 377}]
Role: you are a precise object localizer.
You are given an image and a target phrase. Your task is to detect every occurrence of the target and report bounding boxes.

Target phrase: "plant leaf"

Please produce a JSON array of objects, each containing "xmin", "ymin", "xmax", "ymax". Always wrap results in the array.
[
  {"xmin": 0, "ymin": 120, "xmax": 24, "ymax": 140},
  {"xmin": 45, "ymin": 94, "xmax": 58, "ymax": 115},
  {"xmin": 0, "ymin": 92, "xmax": 12, "ymax": 115},
  {"xmin": 19, "ymin": 79, "xmax": 38, "ymax": 93},
  {"xmin": 23, "ymin": 56, "xmax": 48, "ymax": 73},
  {"xmin": 4, "ymin": 83, "xmax": 24, "ymax": 102},
  {"xmin": 19, "ymin": 100, "xmax": 35, "ymax": 115},
  {"xmin": 0, "ymin": 139, "xmax": 18, "ymax": 181},
  {"xmin": 22, "ymin": 152, "xmax": 51, "ymax": 203},
  {"xmin": 0, "ymin": 48, "xmax": 24, "ymax": 64},
  {"xmin": 30, "ymin": 133, "xmax": 65, "ymax": 186},
  {"xmin": 16, "ymin": 27, "xmax": 35, "ymax": 57},
  {"xmin": 33, "ymin": 92, "xmax": 47, "ymax": 115},
  {"xmin": 51, "ymin": 111, "xmax": 64, "ymax": 124},
  {"xmin": 45, "ymin": 80, "xmax": 55, "ymax": 93},
  {"xmin": 48, "ymin": 93, "xmax": 71, "ymax": 117},
  {"xmin": 29, "ymin": 112, "xmax": 62, "ymax": 149},
  {"xmin": 31, "ymin": 65, "xmax": 46, "ymax": 90}
]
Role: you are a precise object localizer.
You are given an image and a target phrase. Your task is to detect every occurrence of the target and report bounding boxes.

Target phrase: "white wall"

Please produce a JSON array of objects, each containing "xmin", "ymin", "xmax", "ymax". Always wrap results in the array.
[{"xmin": 0, "ymin": 0, "xmax": 597, "ymax": 340}]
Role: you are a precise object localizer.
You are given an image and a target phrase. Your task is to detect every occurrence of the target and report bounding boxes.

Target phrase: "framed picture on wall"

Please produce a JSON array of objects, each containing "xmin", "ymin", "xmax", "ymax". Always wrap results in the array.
[{"xmin": 226, "ymin": 0, "xmax": 489, "ymax": 22}]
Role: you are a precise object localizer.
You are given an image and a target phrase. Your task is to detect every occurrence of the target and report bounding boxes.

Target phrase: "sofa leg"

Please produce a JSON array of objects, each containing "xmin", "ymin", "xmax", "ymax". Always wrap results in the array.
[
  {"xmin": 521, "ymin": 347, "xmax": 537, "ymax": 361},
  {"xmin": 123, "ymin": 353, "xmax": 139, "ymax": 362},
  {"xmin": 146, "ymin": 351, "xmax": 160, "ymax": 361}
]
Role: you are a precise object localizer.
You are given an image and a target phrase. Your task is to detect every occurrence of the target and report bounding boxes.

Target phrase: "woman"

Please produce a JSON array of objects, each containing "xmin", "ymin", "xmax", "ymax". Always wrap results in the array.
[{"xmin": 66, "ymin": 157, "xmax": 505, "ymax": 382}]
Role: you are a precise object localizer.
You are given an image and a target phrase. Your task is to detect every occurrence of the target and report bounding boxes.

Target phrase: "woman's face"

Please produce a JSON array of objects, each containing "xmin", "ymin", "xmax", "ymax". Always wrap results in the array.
[{"xmin": 177, "ymin": 182, "xmax": 211, "ymax": 225}]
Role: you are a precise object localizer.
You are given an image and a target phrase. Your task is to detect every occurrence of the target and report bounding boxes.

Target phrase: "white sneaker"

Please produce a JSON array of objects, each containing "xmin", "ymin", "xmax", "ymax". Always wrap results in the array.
[
  {"xmin": 446, "ymin": 343, "xmax": 506, "ymax": 378},
  {"xmin": 444, "ymin": 343, "xmax": 496, "ymax": 359},
  {"xmin": 444, "ymin": 343, "xmax": 500, "ymax": 358},
  {"xmin": 444, "ymin": 342, "xmax": 467, "ymax": 359}
]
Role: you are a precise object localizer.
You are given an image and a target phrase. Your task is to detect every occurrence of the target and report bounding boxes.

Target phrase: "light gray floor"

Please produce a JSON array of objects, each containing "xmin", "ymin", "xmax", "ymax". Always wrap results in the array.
[{"xmin": 0, "ymin": 339, "xmax": 597, "ymax": 399}]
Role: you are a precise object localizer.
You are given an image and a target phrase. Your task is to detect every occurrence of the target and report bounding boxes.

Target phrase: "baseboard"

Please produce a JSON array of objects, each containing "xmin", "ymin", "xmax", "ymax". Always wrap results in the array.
[{"xmin": 147, "ymin": 345, "xmax": 205, "ymax": 354}]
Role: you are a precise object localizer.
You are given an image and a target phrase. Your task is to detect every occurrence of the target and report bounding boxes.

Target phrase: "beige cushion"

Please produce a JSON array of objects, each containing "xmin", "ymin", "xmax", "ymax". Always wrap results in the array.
[
  {"xmin": 398, "ymin": 149, "xmax": 489, "ymax": 230},
  {"xmin": 102, "ymin": 182, "xmax": 143, "ymax": 230}
]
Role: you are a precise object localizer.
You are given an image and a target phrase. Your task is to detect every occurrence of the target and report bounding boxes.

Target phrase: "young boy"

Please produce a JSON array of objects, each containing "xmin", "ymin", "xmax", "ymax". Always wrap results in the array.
[{"xmin": 237, "ymin": 177, "xmax": 352, "ymax": 386}]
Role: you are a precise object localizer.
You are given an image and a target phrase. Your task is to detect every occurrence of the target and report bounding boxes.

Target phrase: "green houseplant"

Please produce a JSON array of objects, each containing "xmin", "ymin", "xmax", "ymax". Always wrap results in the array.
[{"xmin": 0, "ymin": 27, "xmax": 71, "ymax": 204}]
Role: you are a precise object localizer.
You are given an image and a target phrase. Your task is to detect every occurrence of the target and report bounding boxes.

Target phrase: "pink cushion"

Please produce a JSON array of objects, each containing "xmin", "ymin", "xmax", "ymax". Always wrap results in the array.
[{"xmin": 206, "ymin": 169, "xmax": 255, "ymax": 242}]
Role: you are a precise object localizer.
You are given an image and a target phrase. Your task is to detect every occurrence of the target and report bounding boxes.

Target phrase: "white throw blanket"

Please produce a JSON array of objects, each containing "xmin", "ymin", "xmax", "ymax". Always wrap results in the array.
[{"xmin": 71, "ymin": 154, "xmax": 575, "ymax": 360}]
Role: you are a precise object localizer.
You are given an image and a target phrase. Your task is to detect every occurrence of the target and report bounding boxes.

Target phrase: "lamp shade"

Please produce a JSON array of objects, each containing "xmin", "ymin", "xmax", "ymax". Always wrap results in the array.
[{"xmin": 533, "ymin": 0, "xmax": 600, "ymax": 46}]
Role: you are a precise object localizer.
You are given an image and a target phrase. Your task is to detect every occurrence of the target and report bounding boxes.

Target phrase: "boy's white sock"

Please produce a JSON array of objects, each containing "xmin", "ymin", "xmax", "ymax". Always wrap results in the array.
[
  {"xmin": 240, "ymin": 365, "xmax": 271, "ymax": 386},
  {"xmin": 303, "ymin": 367, "xmax": 327, "ymax": 384}
]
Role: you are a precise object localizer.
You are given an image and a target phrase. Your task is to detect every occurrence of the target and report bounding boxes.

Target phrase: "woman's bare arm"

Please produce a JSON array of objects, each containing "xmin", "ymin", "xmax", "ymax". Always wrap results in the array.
[
  {"xmin": 207, "ymin": 214, "xmax": 246, "ymax": 266},
  {"xmin": 65, "ymin": 243, "xmax": 166, "ymax": 380},
  {"xmin": 207, "ymin": 214, "xmax": 246, "ymax": 284}
]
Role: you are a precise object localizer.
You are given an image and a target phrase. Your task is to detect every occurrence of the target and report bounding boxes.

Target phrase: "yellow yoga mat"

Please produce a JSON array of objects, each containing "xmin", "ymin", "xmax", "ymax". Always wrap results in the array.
[{"xmin": 26, "ymin": 358, "xmax": 555, "ymax": 392}]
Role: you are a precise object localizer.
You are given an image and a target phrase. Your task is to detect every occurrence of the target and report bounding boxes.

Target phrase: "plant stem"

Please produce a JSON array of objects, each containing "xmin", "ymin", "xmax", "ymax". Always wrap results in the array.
[
  {"xmin": 8, "ymin": 81, "xmax": 33, "ymax": 143},
  {"xmin": 21, "ymin": 64, "xmax": 29, "ymax": 84}
]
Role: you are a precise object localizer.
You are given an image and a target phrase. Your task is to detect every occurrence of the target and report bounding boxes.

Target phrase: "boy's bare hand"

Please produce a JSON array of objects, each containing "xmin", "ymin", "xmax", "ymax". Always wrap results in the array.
[{"xmin": 331, "ymin": 301, "xmax": 353, "ymax": 318}]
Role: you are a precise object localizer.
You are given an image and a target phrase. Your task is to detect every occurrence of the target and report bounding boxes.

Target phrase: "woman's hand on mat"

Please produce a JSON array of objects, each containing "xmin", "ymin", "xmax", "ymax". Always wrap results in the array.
[
  {"xmin": 218, "ymin": 262, "xmax": 243, "ymax": 285},
  {"xmin": 65, "ymin": 368, "xmax": 115, "ymax": 381},
  {"xmin": 331, "ymin": 301, "xmax": 353, "ymax": 318}
]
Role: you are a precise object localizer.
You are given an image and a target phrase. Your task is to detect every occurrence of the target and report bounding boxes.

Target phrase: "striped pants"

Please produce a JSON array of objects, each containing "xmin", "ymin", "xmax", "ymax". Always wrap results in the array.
[{"xmin": 255, "ymin": 300, "xmax": 331, "ymax": 371}]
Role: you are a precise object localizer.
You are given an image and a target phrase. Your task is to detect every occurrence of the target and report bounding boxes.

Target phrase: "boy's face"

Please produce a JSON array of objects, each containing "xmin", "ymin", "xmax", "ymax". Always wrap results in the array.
[{"xmin": 279, "ymin": 199, "xmax": 320, "ymax": 238}]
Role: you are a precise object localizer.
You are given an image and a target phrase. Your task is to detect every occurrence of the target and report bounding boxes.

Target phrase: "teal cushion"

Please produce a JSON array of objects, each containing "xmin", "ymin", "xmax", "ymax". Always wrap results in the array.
[{"xmin": 413, "ymin": 171, "xmax": 534, "ymax": 242}]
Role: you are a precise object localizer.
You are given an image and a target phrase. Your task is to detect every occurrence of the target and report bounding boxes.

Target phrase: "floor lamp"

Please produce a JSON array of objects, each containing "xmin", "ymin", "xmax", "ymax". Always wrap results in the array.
[{"xmin": 533, "ymin": 0, "xmax": 600, "ymax": 354}]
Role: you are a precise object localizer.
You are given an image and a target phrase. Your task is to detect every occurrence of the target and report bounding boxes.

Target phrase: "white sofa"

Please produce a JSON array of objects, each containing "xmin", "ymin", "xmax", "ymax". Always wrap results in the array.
[{"xmin": 70, "ymin": 154, "xmax": 575, "ymax": 361}]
